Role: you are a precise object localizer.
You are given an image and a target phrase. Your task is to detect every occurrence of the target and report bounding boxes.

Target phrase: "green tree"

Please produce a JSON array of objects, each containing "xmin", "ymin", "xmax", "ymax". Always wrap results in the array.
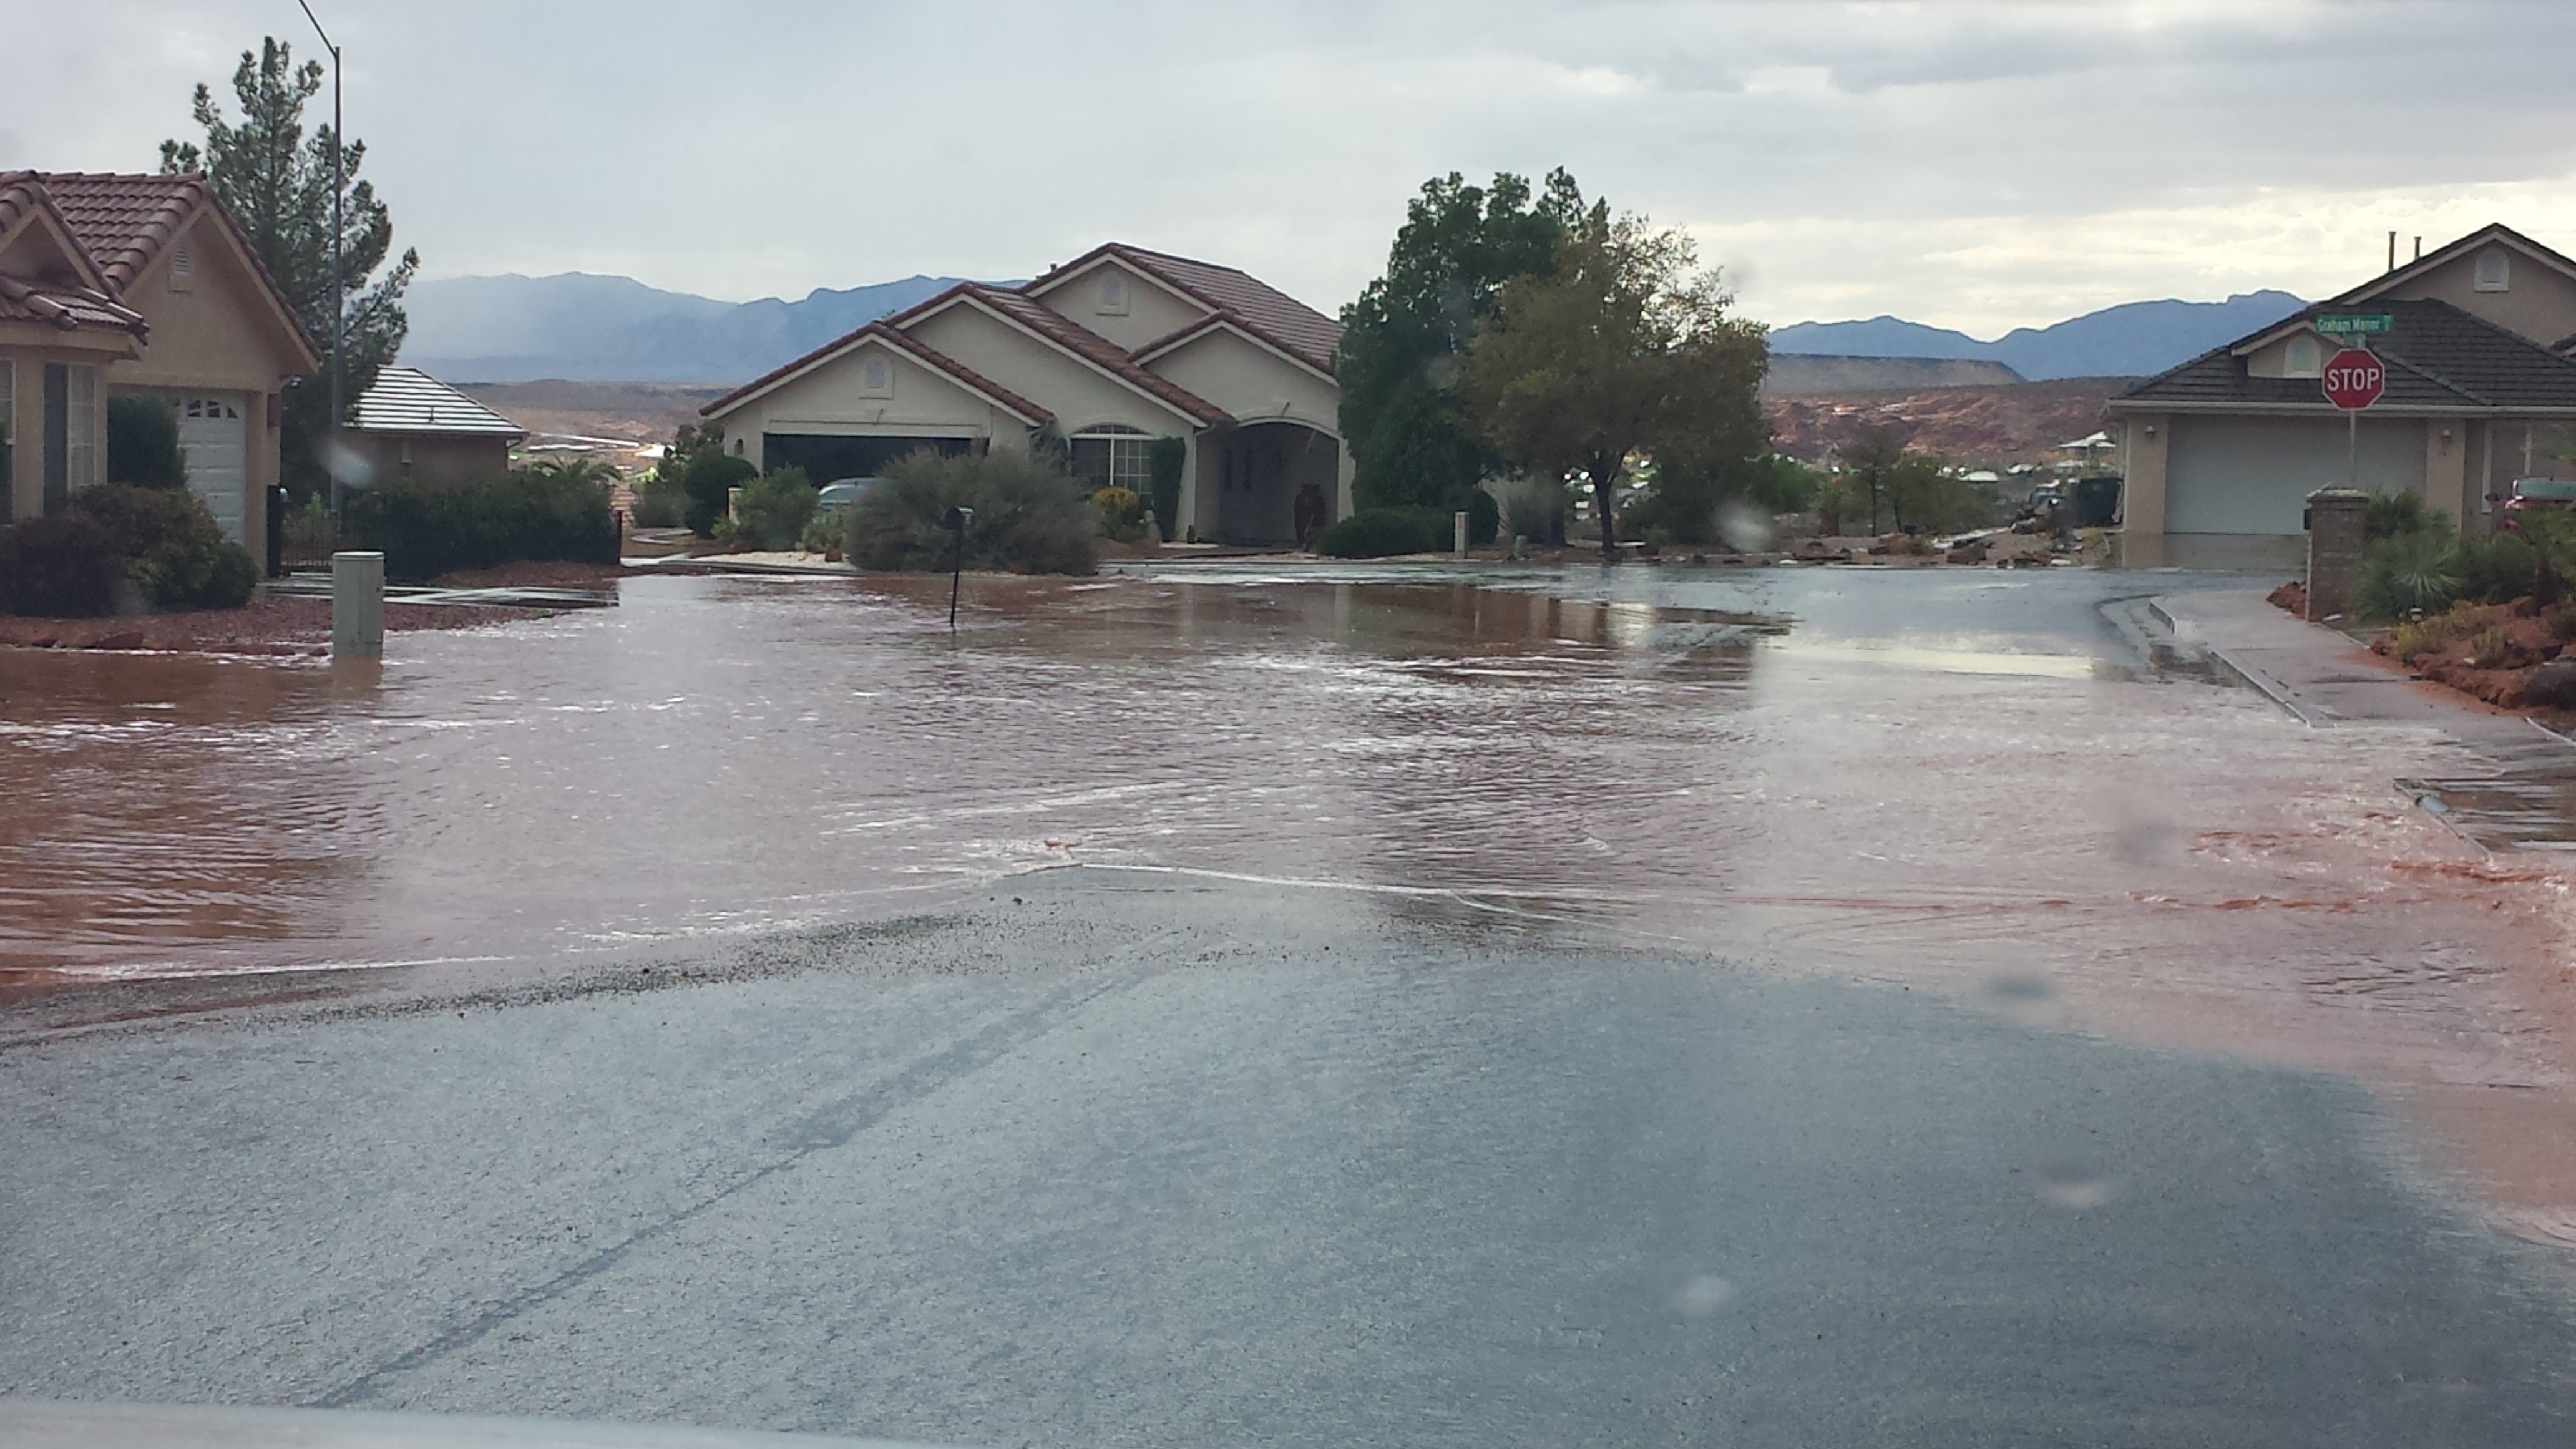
[
  {"xmin": 1455, "ymin": 204, "xmax": 1769, "ymax": 561},
  {"xmin": 1338, "ymin": 170, "xmax": 1583, "ymax": 515},
  {"xmin": 162, "ymin": 37, "xmax": 418, "ymax": 502}
]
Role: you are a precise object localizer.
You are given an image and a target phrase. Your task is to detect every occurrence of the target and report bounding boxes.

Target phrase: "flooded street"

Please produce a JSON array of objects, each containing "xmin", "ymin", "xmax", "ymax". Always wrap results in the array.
[{"xmin": 11, "ymin": 564, "xmax": 2576, "ymax": 1445}]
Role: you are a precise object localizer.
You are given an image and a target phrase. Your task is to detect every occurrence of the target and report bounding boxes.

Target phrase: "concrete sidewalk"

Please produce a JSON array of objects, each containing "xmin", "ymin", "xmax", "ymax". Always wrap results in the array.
[{"xmin": 2154, "ymin": 588, "xmax": 2525, "ymax": 733}]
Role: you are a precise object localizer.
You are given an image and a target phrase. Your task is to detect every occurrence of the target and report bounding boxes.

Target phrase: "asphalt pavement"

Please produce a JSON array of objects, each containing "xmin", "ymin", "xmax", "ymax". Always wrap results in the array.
[{"xmin": 6, "ymin": 868, "xmax": 2575, "ymax": 1448}]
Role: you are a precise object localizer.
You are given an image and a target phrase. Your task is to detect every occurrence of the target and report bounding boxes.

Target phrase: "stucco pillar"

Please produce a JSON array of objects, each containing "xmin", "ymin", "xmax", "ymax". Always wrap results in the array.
[
  {"xmin": 1174, "ymin": 432, "xmax": 1201, "ymax": 544},
  {"xmin": 2120, "ymin": 414, "xmax": 2169, "ymax": 537},
  {"xmin": 1335, "ymin": 437, "xmax": 1355, "ymax": 522},
  {"xmin": 2305, "ymin": 487, "xmax": 2369, "ymax": 623},
  {"xmin": 2422, "ymin": 417, "xmax": 2470, "ymax": 535}
]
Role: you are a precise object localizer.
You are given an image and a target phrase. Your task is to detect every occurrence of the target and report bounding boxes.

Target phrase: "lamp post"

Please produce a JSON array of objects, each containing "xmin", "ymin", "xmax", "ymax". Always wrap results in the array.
[{"xmin": 298, "ymin": 0, "xmax": 343, "ymax": 525}]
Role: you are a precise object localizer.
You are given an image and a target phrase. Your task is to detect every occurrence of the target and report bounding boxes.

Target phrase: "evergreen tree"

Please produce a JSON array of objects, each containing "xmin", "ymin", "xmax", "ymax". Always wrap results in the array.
[{"xmin": 162, "ymin": 37, "xmax": 419, "ymax": 502}]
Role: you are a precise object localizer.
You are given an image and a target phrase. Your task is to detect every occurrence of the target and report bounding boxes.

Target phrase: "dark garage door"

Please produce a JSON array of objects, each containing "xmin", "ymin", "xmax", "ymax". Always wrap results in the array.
[{"xmin": 763, "ymin": 434, "xmax": 976, "ymax": 482}]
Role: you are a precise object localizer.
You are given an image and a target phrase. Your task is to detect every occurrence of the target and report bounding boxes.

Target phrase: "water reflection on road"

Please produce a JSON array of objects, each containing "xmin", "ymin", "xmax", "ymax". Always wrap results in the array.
[{"xmin": 9, "ymin": 565, "xmax": 2576, "ymax": 1195}]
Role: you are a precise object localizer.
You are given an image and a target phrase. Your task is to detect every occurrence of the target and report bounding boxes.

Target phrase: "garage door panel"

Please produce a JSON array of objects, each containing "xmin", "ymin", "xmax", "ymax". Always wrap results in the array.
[
  {"xmin": 2167, "ymin": 416, "xmax": 2424, "ymax": 535},
  {"xmin": 175, "ymin": 394, "xmax": 248, "ymax": 545}
]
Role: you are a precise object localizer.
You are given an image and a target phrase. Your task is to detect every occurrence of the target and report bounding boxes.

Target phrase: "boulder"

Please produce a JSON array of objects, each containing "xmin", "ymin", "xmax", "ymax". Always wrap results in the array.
[{"xmin": 2525, "ymin": 659, "xmax": 2576, "ymax": 708}]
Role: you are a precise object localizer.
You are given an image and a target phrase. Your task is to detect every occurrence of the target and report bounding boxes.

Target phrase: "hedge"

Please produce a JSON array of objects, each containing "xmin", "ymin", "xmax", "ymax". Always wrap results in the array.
[{"xmin": 344, "ymin": 469, "xmax": 618, "ymax": 582}]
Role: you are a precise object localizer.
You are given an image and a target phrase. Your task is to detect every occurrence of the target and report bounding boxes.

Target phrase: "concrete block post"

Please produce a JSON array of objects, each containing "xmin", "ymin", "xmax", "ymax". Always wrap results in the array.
[
  {"xmin": 1454, "ymin": 510, "xmax": 1469, "ymax": 560},
  {"xmin": 2304, "ymin": 487, "xmax": 2369, "ymax": 623},
  {"xmin": 331, "ymin": 550, "xmax": 384, "ymax": 660}
]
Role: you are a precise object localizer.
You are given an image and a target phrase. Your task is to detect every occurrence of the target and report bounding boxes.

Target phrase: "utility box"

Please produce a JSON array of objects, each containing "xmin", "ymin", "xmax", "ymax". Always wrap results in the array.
[{"xmin": 2072, "ymin": 476, "xmax": 2122, "ymax": 529}]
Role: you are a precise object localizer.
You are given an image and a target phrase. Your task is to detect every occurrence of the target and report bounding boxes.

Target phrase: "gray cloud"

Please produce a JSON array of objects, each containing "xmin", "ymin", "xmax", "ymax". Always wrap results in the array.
[{"xmin": 11, "ymin": 1, "xmax": 2576, "ymax": 337}]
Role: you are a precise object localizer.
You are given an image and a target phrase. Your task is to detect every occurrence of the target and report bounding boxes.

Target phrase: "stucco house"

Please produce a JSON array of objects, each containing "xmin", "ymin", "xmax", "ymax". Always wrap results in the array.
[
  {"xmin": 1, "ymin": 172, "xmax": 318, "ymax": 547},
  {"xmin": 348, "ymin": 366, "xmax": 525, "ymax": 487},
  {"xmin": 2109, "ymin": 224, "xmax": 2576, "ymax": 564},
  {"xmin": 698, "ymin": 243, "xmax": 1348, "ymax": 545}
]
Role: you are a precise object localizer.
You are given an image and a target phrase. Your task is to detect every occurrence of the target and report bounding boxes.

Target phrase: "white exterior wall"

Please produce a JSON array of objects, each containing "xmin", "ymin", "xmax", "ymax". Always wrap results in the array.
[
  {"xmin": 1024, "ymin": 260, "xmax": 1206, "ymax": 354},
  {"xmin": 1144, "ymin": 329, "xmax": 1339, "ymax": 436},
  {"xmin": 2165, "ymin": 414, "xmax": 2428, "ymax": 535},
  {"xmin": 905, "ymin": 306, "xmax": 1194, "ymax": 437}
]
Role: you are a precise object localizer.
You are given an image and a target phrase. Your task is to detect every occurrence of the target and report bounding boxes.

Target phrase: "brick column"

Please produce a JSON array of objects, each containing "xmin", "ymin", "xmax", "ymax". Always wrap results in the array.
[{"xmin": 2305, "ymin": 487, "xmax": 2369, "ymax": 623}]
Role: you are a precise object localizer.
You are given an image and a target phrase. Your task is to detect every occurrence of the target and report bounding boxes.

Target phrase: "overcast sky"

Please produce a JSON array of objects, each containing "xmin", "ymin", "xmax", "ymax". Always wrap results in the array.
[{"xmin": 13, "ymin": 1, "xmax": 2576, "ymax": 336}]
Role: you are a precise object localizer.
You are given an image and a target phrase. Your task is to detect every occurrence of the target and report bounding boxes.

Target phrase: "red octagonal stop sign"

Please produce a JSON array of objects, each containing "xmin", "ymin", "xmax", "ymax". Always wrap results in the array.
[{"xmin": 2323, "ymin": 348, "xmax": 2385, "ymax": 410}]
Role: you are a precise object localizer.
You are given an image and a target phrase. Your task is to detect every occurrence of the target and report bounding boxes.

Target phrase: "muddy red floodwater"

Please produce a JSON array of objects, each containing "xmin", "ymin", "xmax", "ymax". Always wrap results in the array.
[{"xmin": 7, "ymin": 565, "xmax": 2576, "ymax": 1229}]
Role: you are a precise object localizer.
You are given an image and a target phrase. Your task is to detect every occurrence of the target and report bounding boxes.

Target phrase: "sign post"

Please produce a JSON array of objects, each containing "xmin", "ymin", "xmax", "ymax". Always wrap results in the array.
[{"xmin": 2321, "ymin": 345, "xmax": 2387, "ymax": 488}]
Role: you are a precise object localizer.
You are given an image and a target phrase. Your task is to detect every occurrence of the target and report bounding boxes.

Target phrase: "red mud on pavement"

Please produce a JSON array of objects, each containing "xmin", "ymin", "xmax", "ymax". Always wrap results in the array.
[{"xmin": 9, "ymin": 569, "xmax": 2576, "ymax": 1237}]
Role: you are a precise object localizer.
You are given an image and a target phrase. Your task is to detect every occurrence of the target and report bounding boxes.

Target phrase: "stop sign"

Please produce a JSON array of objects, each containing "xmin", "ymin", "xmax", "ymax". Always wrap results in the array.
[{"xmin": 2322, "ymin": 348, "xmax": 2385, "ymax": 410}]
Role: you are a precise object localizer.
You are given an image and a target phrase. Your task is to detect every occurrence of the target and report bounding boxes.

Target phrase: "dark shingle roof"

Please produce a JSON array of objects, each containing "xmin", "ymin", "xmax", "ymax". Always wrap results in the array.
[
  {"xmin": 354, "ymin": 367, "xmax": 527, "ymax": 437},
  {"xmin": 2113, "ymin": 300, "xmax": 2576, "ymax": 413}
]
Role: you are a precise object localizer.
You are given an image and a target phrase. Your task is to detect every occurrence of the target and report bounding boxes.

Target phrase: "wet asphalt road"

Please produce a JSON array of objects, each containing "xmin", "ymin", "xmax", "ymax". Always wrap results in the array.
[{"xmin": 6, "ymin": 870, "xmax": 2575, "ymax": 1447}]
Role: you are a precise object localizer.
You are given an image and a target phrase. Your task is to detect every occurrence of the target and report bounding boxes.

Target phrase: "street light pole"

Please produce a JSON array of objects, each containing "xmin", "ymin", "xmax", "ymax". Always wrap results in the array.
[{"xmin": 299, "ymin": 0, "xmax": 343, "ymax": 525}]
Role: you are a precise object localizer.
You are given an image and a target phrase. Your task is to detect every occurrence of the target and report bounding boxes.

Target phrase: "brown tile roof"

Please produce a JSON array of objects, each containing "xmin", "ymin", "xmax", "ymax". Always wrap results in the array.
[
  {"xmin": 36, "ymin": 170, "xmax": 320, "ymax": 369},
  {"xmin": 1037, "ymin": 243, "xmax": 1342, "ymax": 374},
  {"xmin": 702, "ymin": 316, "xmax": 1053, "ymax": 425},
  {"xmin": 948, "ymin": 283, "xmax": 1227, "ymax": 424},
  {"xmin": 0, "ymin": 172, "xmax": 148, "ymax": 340}
]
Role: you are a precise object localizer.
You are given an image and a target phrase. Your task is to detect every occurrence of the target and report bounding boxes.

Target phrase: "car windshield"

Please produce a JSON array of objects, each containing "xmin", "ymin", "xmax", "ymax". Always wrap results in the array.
[{"xmin": 19, "ymin": 11, "xmax": 2576, "ymax": 1449}]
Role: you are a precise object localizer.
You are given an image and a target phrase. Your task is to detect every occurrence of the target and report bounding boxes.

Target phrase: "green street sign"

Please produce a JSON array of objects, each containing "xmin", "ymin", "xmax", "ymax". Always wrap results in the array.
[{"xmin": 2312, "ymin": 313, "xmax": 2394, "ymax": 334}]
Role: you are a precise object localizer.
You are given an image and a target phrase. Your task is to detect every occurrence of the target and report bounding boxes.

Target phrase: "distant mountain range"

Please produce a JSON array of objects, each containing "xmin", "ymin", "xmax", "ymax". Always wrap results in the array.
[
  {"xmin": 400, "ymin": 272, "xmax": 980, "ymax": 383},
  {"xmin": 1769, "ymin": 291, "xmax": 2308, "ymax": 381},
  {"xmin": 401, "ymin": 270, "xmax": 2311, "ymax": 388}
]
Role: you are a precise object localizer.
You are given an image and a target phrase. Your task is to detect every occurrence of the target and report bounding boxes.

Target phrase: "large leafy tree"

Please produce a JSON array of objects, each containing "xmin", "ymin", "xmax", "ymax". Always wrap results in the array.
[
  {"xmin": 1337, "ymin": 170, "xmax": 1583, "ymax": 514},
  {"xmin": 1456, "ymin": 204, "xmax": 1769, "ymax": 561},
  {"xmin": 162, "ymin": 37, "xmax": 419, "ymax": 501}
]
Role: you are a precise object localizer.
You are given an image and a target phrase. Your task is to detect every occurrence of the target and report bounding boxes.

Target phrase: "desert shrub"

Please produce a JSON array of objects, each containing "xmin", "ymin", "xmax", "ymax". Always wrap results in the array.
[
  {"xmin": 2389, "ymin": 602, "xmax": 2507, "ymax": 661},
  {"xmin": 732, "ymin": 467, "xmax": 819, "ymax": 551},
  {"xmin": 106, "ymin": 396, "xmax": 186, "ymax": 489},
  {"xmin": 2364, "ymin": 490, "xmax": 2441, "ymax": 542},
  {"xmin": 1314, "ymin": 507, "xmax": 1451, "ymax": 559},
  {"xmin": 0, "ymin": 512, "xmax": 124, "ymax": 616},
  {"xmin": 344, "ymin": 467, "xmax": 618, "ymax": 581},
  {"xmin": 1490, "ymin": 476, "xmax": 1566, "ymax": 543},
  {"xmin": 2355, "ymin": 529, "xmax": 2462, "ymax": 621},
  {"xmin": 1467, "ymin": 489, "xmax": 1500, "ymax": 546},
  {"xmin": 681, "ymin": 450, "xmax": 758, "ymax": 538},
  {"xmin": 630, "ymin": 481, "xmax": 686, "ymax": 529},
  {"xmin": 1092, "ymin": 485, "xmax": 1148, "ymax": 542},
  {"xmin": 2456, "ymin": 532, "xmax": 2549, "ymax": 605},
  {"xmin": 2466, "ymin": 624, "xmax": 2514, "ymax": 669},
  {"xmin": 69, "ymin": 483, "xmax": 256, "ymax": 609},
  {"xmin": 846, "ymin": 448, "xmax": 1098, "ymax": 575},
  {"xmin": 1146, "ymin": 437, "xmax": 1186, "ymax": 542}
]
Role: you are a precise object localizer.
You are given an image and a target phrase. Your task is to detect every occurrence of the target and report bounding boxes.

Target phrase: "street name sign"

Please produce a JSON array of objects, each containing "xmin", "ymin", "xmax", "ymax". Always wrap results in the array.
[
  {"xmin": 2313, "ymin": 313, "xmax": 2395, "ymax": 336},
  {"xmin": 2323, "ymin": 348, "xmax": 2386, "ymax": 411}
]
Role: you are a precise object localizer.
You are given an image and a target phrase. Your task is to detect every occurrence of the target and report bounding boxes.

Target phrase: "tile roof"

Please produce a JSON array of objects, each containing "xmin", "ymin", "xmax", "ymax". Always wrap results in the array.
[
  {"xmin": 354, "ymin": 366, "xmax": 528, "ymax": 437},
  {"xmin": 35, "ymin": 172, "xmax": 212, "ymax": 291},
  {"xmin": 34, "ymin": 171, "xmax": 320, "ymax": 369},
  {"xmin": 951, "ymin": 283, "xmax": 1227, "ymax": 424},
  {"xmin": 1093, "ymin": 245, "xmax": 1343, "ymax": 374},
  {"xmin": 2112, "ymin": 300, "xmax": 2576, "ymax": 414},
  {"xmin": 2328, "ymin": 222, "xmax": 2576, "ymax": 315},
  {"xmin": 701, "ymin": 317, "xmax": 1054, "ymax": 423},
  {"xmin": 0, "ymin": 172, "xmax": 149, "ymax": 340}
]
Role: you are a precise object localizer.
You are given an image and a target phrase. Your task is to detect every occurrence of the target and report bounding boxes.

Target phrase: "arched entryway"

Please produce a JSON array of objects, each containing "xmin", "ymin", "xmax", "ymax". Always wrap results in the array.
[{"xmin": 1210, "ymin": 421, "xmax": 1340, "ymax": 545}]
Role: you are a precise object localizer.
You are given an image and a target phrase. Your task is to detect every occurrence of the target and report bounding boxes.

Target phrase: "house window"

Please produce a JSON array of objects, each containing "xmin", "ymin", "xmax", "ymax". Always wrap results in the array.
[
  {"xmin": 2476, "ymin": 247, "xmax": 2511, "ymax": 293},
  {"xmin": 859, "ymin": 354, "xmax": 894, "ymax": 398},
  {"xmin": 2284, "ymin": 333, "xmax": 2323, "ymax": 378},
  {"xmin": 1070, "ymin": 426, "xmax": 1151, "ymax": 492},
  {"xmin": 1098, "ymin": 274, "xmax": 1129, "ymax": 316},
  {"xmin": 65, "ymin": 363, "xmax": 95, "ymax": 494}
]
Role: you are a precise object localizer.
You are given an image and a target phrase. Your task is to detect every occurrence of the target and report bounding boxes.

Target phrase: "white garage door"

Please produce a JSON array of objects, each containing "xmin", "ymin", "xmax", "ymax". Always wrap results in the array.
[
  {"xmin": 2167, "ymin": 415, "xmax": 2426, "ymax": 535},
  {"xmin": 176, "ymin": 394, "xmax": 249, "ymax": 544}
]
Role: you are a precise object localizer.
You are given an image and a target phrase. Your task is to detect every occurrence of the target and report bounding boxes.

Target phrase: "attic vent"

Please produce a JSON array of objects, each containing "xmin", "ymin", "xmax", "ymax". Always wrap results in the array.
[
  {"xmin": 861, "ymin": 356, "xmax": 894, "ymax": 396},
  {"xmin": 1098, "ymin": 275, "xmax": 1129, "ymax": 316},
  {"xmin": 2285, "ymin": 333, "xmax": 2323, "ymax": 378},
  {"xmin": 2476, "ymin": 246, "xmax": 2511, "ymax": 293},
  {"xmin": 168, "ymin": 235, "xmax": 193, "ymax": 291}
]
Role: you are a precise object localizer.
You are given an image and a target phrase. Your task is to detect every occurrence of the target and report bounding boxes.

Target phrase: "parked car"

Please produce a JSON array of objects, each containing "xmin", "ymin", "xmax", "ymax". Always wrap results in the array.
[
  {"xmin": 2501, "ymin": 476, "xmax": 2576, "ymax": 532},
  {"xmin": 816, "ymin": 478, "xmax": 880, "ymax": 520}
]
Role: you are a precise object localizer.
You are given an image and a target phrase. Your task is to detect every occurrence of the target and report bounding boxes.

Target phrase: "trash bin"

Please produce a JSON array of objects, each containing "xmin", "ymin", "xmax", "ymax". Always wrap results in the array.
[{"xmin": 2072, "ymin": 475, "xmax": 2122, "ymax": 529}]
